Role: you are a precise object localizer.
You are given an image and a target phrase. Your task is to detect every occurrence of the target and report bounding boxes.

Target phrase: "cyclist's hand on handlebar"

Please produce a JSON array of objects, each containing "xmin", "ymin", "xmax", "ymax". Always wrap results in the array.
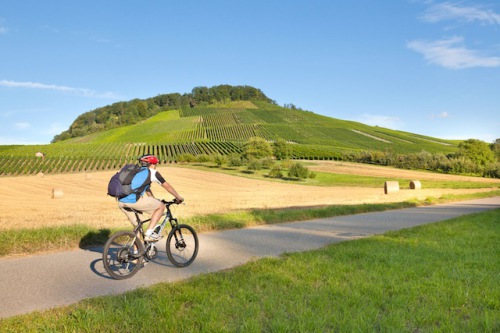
[{"xmin": 175, "ymin": 197, "xmax": 184, "ymax": 204}]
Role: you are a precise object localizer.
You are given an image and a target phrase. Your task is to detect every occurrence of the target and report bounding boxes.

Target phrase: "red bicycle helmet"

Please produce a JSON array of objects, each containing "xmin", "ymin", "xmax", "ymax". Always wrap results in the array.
[{"xmin": 139, "ymin": 154, "xmax": 159, "ymax": 166}]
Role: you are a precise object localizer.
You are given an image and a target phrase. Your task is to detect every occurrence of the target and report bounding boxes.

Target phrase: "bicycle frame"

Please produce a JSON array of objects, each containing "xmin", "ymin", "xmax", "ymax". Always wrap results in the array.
[{"xmin": 126, "ymin": 200, "xmax": 180, "ymax": 258}]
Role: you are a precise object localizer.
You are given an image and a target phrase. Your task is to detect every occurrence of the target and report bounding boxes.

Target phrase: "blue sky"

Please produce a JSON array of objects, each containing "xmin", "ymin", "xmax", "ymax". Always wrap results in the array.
[{"xmin": 1, "ymin": 0, "xmax": 499, "ymax": 145}]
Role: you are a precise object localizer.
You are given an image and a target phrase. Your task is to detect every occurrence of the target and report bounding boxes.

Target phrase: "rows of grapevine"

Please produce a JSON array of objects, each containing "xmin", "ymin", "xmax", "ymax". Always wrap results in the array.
[
  {"xmin": 180, "ymin": 107, "xmax": 245, "ymax": 117},
  {"xmin": 0, "ymin": 142, "xmax": 242, "ymax": 176}
]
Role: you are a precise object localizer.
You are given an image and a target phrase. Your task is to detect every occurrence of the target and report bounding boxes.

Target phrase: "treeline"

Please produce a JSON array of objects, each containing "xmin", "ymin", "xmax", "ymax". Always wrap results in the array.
[
  {"xmin": 52, "ymin": 85, "xmax": 273, "ymax": 142},
  {"xmin": 347, "ymin": 139, "xmax": 500, "ymax": 178},
  {"xmin": 178, "ymin": 138, "xmax": 500, "ymax": 179}
]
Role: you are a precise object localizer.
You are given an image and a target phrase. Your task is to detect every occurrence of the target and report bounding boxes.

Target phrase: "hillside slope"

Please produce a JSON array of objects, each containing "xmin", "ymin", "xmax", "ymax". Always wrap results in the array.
[{"xmin": 65, "ymin": 100, "xmax": 456, "ymax": 153}]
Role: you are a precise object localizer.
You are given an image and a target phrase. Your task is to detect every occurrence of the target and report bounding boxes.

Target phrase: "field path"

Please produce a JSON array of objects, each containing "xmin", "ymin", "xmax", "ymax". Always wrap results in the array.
[{"xmin": 0, "ymin": 197, "xmax": 498, "ymax": 319}]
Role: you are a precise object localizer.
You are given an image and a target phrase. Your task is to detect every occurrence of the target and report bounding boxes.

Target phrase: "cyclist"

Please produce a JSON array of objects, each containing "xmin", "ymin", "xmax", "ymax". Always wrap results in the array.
[{"xmin": 118, "ymin": 154, "xmax": 184, "ymax": 241}]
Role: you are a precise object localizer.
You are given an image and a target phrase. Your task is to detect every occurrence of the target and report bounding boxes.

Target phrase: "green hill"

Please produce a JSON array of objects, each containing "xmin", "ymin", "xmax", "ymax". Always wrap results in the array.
[
  {"xmin": 62, "ymin": 99, "xmax": 458, "ymax": 153},
  {"xmin": 0, "ymin": 85, "xmax": 465, "ymax": 176}
]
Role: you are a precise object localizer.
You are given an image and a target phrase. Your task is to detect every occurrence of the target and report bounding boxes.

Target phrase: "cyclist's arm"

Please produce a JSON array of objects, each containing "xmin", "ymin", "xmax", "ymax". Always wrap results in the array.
[
  {"xmin": 154, "ymin": 170, "xmax": 184, "ymax": 203},
  {"xmin": 161, "ymin": 181, "xmax": 184, "ymax": 203}
]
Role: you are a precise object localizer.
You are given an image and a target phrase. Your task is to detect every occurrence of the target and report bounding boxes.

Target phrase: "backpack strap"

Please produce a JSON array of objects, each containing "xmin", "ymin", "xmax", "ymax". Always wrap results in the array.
[{"xmin": 132, "ymin": 168, "xmax": 151, "ymax": 201}]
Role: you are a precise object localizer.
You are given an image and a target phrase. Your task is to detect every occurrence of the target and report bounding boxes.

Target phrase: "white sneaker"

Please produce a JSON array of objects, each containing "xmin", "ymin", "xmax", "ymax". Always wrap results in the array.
[{"xmin": 144, "ymin": 233, "xmax": 162, "ymax": 242}]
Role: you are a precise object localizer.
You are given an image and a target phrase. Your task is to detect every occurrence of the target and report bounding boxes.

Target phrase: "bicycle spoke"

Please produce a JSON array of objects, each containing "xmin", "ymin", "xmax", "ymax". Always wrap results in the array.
[
  {"xmin": 166, "ymin": 224, "xmax": 199, "ymax": 267},
  {"xmin": 103, "ymin": 231, "xmax": 144, "ymax": 279}
]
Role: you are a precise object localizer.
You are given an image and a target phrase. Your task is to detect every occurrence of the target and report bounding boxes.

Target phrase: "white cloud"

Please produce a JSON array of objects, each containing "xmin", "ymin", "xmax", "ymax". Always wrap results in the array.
[
  {"xmin": 421, "ymin": 2, "xmax": 500, "ymax": 25},
  {"xmin": 0, "ymin": 80, "xmax": 120, "ymax": 99},
  {"xmin": 407, "ymin": 36, "xmax": 500, "ymax": 69},
  {"xmin": 15, "ymin": 122, "xmax": 31, "ymax": 130}
]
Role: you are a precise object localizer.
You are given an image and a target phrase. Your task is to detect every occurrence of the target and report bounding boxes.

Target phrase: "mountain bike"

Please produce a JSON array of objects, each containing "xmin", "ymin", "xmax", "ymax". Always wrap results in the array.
[{"xmin": 102, "ymin": 199, "xmax": 199, "ymax": 280}]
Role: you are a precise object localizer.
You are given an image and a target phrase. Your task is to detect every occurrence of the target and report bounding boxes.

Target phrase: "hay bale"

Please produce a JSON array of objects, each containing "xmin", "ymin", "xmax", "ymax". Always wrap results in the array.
[
  {"xmin": 410, "ymin": 180, "xmax": 421, "ymax": 190},
  {"xmin": 384, "ymin": 181, "xmax": 399, "ymax": 194},
  {"xmin": 36, "ymin": 172, "xmax": 44, "ymax": 178},
  {"xmin": 35, "ymin": 152, "xmax": 45, "ymax": 161},
  {"xmin": 52, "ymin": 188, "xmax": 64, "ymax": 199}
]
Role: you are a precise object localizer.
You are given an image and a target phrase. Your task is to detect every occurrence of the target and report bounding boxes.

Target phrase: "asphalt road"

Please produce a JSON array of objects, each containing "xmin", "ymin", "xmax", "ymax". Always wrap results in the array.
[{"xmin": 0, "ymin": 197, "xmax": 498, "ymax": 319}]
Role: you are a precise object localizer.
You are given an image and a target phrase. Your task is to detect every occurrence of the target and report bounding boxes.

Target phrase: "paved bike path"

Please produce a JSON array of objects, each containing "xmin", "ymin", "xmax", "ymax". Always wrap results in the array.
[{"xmin": 0, "ymin": 197, "xmax": 498, "ymax": 319}]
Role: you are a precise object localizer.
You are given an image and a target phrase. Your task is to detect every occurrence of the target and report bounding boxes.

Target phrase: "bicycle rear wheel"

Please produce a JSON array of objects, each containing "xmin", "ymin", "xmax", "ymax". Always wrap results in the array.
[
  {"xmin": 166, "ymin": 224, "xmax": 199, "ymax": 267},
  {"xmin": 103, "ymin": 231, "xmax": 144, "ymax": 280}
]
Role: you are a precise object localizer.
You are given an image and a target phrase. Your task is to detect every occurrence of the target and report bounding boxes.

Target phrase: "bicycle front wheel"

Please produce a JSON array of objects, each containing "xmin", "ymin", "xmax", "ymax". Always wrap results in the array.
[
  {"xmin": 103, "ymin": 231, "xmax": 144, "ymax": 280},
  {"xmin": 166, "ymin": 224, "xmax": 199, "ymax": 267}
]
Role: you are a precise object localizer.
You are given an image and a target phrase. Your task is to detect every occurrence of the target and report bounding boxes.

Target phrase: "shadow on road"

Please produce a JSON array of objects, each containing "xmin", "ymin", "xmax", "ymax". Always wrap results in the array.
[{"xmin": 79, "ymin": 229, "xmax": 112, "ymax": 249}]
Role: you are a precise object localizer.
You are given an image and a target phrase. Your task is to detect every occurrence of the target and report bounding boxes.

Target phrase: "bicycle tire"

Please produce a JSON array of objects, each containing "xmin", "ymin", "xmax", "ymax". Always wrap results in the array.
[
  {"xmin": 103, "ymin": 231, "xmax": 144, "ymax": 280},
  {"xmin": 166, "ymin": 224, "xmax": 199, "ymax": 267}
]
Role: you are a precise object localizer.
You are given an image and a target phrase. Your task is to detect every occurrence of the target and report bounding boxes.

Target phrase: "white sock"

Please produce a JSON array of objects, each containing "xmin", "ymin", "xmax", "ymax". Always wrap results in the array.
[{"xmin": 145, "ymin": 229, "xmax": 154, "ymax": 236}]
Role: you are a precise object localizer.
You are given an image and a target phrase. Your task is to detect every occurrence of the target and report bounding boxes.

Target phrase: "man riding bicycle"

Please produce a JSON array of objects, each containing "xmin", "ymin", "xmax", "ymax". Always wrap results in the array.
[{"xmin": 118, "ymin": 154, "xmax": 184, "ymax": 241}]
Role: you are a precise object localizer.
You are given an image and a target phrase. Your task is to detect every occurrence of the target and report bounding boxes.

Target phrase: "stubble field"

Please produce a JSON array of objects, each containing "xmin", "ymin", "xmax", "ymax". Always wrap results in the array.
[{"xmin": 0, "ymin": 161, "xmax": 497, "ymax": 231}]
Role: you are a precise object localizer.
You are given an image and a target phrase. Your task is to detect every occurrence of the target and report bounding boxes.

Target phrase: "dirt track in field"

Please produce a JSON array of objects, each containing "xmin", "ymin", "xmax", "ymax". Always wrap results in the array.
[{"xmin": 0, "ymin": 161, "xmax": 497, "ymax": 231}]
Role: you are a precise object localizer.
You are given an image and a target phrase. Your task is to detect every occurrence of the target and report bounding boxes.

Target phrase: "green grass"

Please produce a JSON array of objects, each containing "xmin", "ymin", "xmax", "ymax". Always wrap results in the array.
[
  {"xmin": 179, "ymin": 163, "xmax": 500, "ymax": 189},
  {"xmin": 1, "ymin": 209, "xmax": 498, "ymax": 332}
]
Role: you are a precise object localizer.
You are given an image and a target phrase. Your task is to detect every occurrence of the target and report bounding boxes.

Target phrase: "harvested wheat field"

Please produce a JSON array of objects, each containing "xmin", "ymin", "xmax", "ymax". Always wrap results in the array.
[
  {"xmin": 309, "ymin": 160, "xmax": 500, "ymax": 183},
  {"xmin": 0, "ymin": 162, "xmax": 497, "ymax": 231}
]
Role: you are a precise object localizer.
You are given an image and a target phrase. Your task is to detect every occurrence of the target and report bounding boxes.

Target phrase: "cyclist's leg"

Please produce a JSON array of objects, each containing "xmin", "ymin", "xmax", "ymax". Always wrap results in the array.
[
  {"xmin": 148, "ymin": 201, "xmax": 166, "ymax": 230},
  {"xmin": 118, "ymin": 202, "xmax": 140, "ymax": 226},
  {"xmin": 128, "ymin": 196, "xmax": 164, "ymax": 233}
]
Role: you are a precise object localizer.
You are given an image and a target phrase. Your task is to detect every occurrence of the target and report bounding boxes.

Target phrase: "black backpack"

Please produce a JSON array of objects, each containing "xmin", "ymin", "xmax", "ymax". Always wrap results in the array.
[{"xmin": 107, "ymin": 164, "xmax": 150, "ymax": 199}]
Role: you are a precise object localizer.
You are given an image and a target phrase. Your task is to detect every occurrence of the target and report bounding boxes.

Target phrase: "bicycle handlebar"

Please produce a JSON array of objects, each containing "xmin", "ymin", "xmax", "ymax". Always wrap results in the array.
[{"xmin": 161, "ymin": 198, "xmax": 183, "ymax": 206}]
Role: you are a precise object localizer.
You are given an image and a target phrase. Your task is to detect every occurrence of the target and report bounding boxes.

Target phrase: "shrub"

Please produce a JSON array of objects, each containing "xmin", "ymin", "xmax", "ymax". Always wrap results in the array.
[
  {"xmin": 176, "ymin": 153, "xmax": 195, "ymax": 163},
  {"xmin": 483, "ymin": 162, "xmax": 500, "ymax": 178},
  {"xmin": 288, "ymin": 162, "xmax": 309, "ymax": 179},
  {"xmin": 268, "ymin": 165, "xmax": 283, "ymax": 178},
  {"xmin": 195, "ymin": 154, "xmax": 212, "ymax": 163},
  {"xmin": 227, "ymin": 154, "xmax": 243, "ymax": 167},
  {"xmin": 261, "ymin": 157, "xmax": 274, "ymax": 169},
  {"xmin": 214, "ymin": 154, "xmax": 226, "ymax": 168},
  {"xmin": 247, "ymin": 158, "xmax": 262, "ymax": 171}
]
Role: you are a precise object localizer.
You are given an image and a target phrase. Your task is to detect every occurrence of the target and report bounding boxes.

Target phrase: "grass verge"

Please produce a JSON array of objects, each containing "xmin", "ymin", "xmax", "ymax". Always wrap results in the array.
[
  {"xmin": 1, "ymin": 190, "xmax": 499, "ymax": 257},
  {"xmin": 1, "ymin": 208, "xmax": 498, "ymax": 331}
]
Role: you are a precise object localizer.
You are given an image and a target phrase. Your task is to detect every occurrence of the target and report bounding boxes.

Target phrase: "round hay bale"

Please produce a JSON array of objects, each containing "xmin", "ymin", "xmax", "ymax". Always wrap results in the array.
[
  {"xmin": 384, "ymin": 181, "xmax": 399, "ymax": 194},
  {"xmin": 35, "ymin": 152, "xmax": 45, "ymax": 161},
  {"xmin": 52, "ymin": 188, "xmax": 64, "ymax": 199},
  {"xmin": 410, "ymin": 180, "xmax": 421, "ymax": 190},
  {"xmin": 36, "ymin": 172, "xmax": 44, "ymax": 178}
]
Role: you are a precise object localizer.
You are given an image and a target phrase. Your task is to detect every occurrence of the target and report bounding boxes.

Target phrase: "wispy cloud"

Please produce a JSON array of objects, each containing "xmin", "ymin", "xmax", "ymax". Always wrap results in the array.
[
  {"xmin": 0, "ymin": 80, "xmax": 120, "ymax": 99},
  {"xmin": 421, "ymin": 2, "xmax": 500, "ymax": 25},
  {"xmin": 407, "ymin": 36, "xmax": 500, "ymax": 69}
]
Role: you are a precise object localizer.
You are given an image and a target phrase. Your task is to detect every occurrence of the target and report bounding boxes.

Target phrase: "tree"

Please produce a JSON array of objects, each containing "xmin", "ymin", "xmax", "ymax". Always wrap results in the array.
[
  {"xmin": 491, "ymin": 138, "xmax": 500, "ymax": 161},
  {"xmin": 288, "ymin": 162, "xmax": 310, "ymax": 179},
  {"xmin": 243, "ymin": 137, "xmax": 273, "ymax": 160},
  {"xmin": 456, "ymin": 139, "xmax": 495, "ymax": 166},
  {"xmin": 273, "ymin": 139, "xmax": 290, "ymax": 160}
]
